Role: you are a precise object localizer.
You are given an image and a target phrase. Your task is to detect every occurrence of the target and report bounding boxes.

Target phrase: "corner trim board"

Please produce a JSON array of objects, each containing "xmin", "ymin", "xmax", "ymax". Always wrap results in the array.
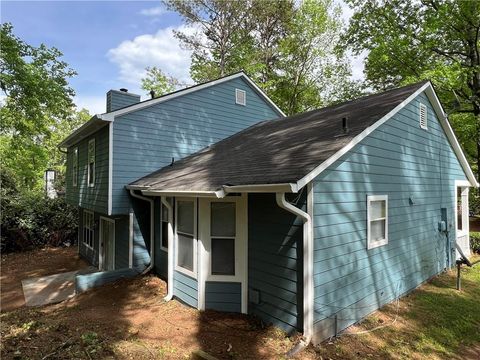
[{"xmin": 108, "ymin": 122, "xmax": 113, "ymax": 215}]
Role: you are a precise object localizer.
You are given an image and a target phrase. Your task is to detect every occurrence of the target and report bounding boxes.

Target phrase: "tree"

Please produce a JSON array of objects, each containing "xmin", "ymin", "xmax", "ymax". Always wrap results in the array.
[
  {"xmin": 0, "ymin": 22, "xmax": 80, "ymax": 190},
  {"xmin": 140, "ymin": 66, "xmax": 181, "ymax": 97},
  {"xmin": 344, "ymin": 0, "xmax": 480, "ymax": 180},
  {"xmin": 166, "ymin": 0, "xmax": 360, "ymax": 115}
]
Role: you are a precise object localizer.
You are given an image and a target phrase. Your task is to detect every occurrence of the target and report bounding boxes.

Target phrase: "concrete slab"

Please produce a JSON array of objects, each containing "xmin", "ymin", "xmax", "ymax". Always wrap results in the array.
[{"xmin": 22, "ymin": 267, "xmax": 97, "ymax": 307}]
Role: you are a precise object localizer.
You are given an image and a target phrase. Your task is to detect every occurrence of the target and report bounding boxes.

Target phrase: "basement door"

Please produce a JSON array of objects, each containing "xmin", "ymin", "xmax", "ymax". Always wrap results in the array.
[{"xmin": 99, "ymin": 217, "xmax": 115, "ymax": 271}]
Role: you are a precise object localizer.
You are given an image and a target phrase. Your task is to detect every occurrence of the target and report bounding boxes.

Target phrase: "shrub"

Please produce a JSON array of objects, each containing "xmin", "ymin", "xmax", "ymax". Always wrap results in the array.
[
  {"xmin": 1, "ymin": 168, "xmax": 78, "ymax": 252},
  {"xmin": 470, "ymin": 232, "xmax": 480, "ymax": 254}
]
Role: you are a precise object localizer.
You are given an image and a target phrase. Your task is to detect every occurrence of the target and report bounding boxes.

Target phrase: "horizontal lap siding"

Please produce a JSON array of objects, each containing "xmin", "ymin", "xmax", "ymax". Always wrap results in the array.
[
  {"xmin": 248, "ymin": 193, "xmax": 304, "ymax": 334},
  {"xmin": 112, "ymin": 77, "xmax": 279, "ymax": 214},
  {"xmin": 312, "ymin": 92, "xmax": 467, "ymax": 342},
  {"xmin": 205, "ymin": 282, "xmax": 241, "ymax": 313},
  {"xmin": 66, "ymin": 125, "xmax": 109, "ymax": 214},
  {"xmin": 174, "ymin": 271, "xmax": 198, "ymax": 308}
]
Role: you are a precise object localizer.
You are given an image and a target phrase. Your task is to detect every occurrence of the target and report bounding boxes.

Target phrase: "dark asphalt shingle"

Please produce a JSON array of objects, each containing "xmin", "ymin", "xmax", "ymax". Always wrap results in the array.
[{"xmin": 129, "ymin": 81, "xmax": 428, "ymax": 192}]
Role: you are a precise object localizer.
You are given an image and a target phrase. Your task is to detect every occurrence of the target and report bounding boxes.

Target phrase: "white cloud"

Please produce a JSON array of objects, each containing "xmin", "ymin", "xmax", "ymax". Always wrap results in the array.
[
  {"xmin": 107, "ymin": 25, "xmax": 194, "ymax": 88},
  {"xmin": 74, "ymin": 95, "xmax": 106, "ymax": 115},
  {"xmin": 139, "ymin": 6, "xmax": 165, "ymax": 17}
]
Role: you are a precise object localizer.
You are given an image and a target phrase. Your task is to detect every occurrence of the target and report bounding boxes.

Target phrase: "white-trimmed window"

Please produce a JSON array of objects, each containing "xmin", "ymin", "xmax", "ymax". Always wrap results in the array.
[
  {"xmin": 235, "ymin": 88, "xmax": 246, "ymax": 106},
  {"xmin": 72, "ymin": 147, "xmax": 78, "ymax": 187},
  {"xmin": 87, "ymin": 138, "xmax": 95, "ymax": 187},
  {"xmin": 175, "ymin": 199, "xmax": 197, "ymax": 277},
  {"xmin": 83, "ymin": 210, "xmax": 94, "ymax": 249},
  {"xmin": 160, "ymin": 203, "xmax": 169, "ymax": 251},
  {"xmin": 419, "ymin": 103, "xmax": 428, "ymax": 130},
  {"xmin": 210, "ymin": 202, "xmax": 236, "ymax": 276},
  {"xmin": 367, "ymin": 195, "xmax": 388, "ymax": 249}
]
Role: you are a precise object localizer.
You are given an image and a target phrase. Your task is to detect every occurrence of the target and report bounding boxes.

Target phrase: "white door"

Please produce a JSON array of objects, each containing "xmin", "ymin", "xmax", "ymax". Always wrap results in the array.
[
  {"xmin": 199, "ymin": 195, "xmax": 248, "ymax": 313},
  {"xmin": 455, "ymin": 184, "xmax": 470, "ymax": 258},
  {"xmin": 99, "ymin": 218, "xmax": 115, "ymax": 271}
]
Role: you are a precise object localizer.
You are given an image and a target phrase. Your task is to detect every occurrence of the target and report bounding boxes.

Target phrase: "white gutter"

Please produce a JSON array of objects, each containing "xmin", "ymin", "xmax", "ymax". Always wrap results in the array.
[
  {"xmin": 276, "ymin": 190, "xmax": 314, "ymax": 344},
  {"xmin": 161, "ymin": 197, "xmax": 174, "ymax": 301},
  {"xmin": 129, "ymin": 189, "xmax": 155, "ymax": 274}
]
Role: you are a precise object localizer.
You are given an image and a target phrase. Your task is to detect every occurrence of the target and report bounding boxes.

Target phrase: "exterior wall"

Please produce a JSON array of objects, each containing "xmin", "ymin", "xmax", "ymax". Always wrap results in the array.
[
  {"xmin": 311, "ymin": 92, "xmax": 468, "ymax": 342},
  {"xmin": 154, "ymin": 198, "xmax": 168, "ymax": 279},
  {"xmin": 174, "ymin": 270, "xmax": 198, "ymax": 308},
  {"xmin": 112, "ymin": 77, "xmax": 280, "ymax": 214},
  {"xmin": 205, "ymin": 282, "xmax": 241, "ymax": 312},
  {"xmin": 65, "ymin": 125, "xmax": 109, "ymax": 214},
  {"xmin": 248, "ymin": 193, "xmax": 304, "ymax": 334}
]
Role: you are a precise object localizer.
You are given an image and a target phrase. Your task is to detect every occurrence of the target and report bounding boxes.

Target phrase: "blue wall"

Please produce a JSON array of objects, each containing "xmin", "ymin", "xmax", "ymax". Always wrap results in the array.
[
  {"xmin": 205, "ymin": 282, "xmax": 241, "ymax": 313},
  {"xmin": 111, "ymin": 77, "xmax": 280, "ymax": 215},
  {"xmin": 174, "ymin": 270, "xmax": 198, "ymax": 308},
  {"xmin": 248, "ymin": 192, "xmax": 305, "ymax": 334},
  {"xmin": 311, "ymin": 92, "xmax": 468, "ymax": 341}
]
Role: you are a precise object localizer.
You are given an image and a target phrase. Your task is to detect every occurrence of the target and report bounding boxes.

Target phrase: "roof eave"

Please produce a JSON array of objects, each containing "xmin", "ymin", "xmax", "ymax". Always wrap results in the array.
[{"xmin": 58, "ymin": 115, "xmax": 112, "ymax": 148}]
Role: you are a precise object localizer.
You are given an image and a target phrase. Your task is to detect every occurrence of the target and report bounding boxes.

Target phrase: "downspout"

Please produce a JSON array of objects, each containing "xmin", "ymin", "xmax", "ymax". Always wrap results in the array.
[
  {"xmin": 161, "ymin": 197, "xmax": 174, "ymax": 301},
  {"xmin": 129, "ymin": 189, "xmax": 154, "ymax": 274},
  {"xmin": 276, "ymin": 191, "xmax": 314, "ymax": 346}
]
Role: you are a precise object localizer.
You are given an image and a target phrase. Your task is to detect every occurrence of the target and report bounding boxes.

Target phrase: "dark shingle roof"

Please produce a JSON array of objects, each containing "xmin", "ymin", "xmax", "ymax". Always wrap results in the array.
[{"xmin": 129, "ymin": 81, "xmax": 428, "ymax": 192}]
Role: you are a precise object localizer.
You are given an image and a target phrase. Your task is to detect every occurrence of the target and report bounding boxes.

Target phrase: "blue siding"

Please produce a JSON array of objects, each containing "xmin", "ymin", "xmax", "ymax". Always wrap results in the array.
[
  {"xmin": 154, "ymin": 198, "xmax": 168, "ymax": 279},
  {"xmin": 130, "ymin": 196, "xmax": 151, "ymax": 270},
  {"xmin": 311, "ymin": 92, "xmax": 468, "ymax": 342},
  {"xmin": 75, "ymin": 268, "xmax": 138, "ymax": 293},
  {"xmin": 248, "ymin": 193, "xmax": 304, "ymax": 334},
  {"xmin": 107, "ymin": 90, "xmax": 140, "ymax": 112},
  {"xmin": 205, "ymin": 282, "xmax": 241, "ymax": 313},
  {"xmin": 66, "ymin": 125, "xmax": 109, "ymax": 214},
  {"xmin": 174, "ymin": 271, "xmax": 198, "ymax": 308},
  {"xmin": 112, "ymin": 77, "xmax": 280, "ymax": 214},
  {"xmin": 113, "ymin": 215, "xmax": 130, "ymax": 269}
]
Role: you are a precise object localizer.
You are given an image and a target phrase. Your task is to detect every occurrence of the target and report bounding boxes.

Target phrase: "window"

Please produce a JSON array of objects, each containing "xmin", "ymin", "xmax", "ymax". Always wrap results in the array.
[
  {"xmin": 87, "ymin": 138, "xmax": 95, "ymax": 187},
  {"xmin": 161, "ymin": 203, "xmax": 169, "ymax": 251},
  {"xmin": 176, "ymin": 200, "xmax": 196, "ymax": 275},
  {"xmin": 72, "ymin": 147, "xmax": 78, "ymax": 187},
  {"xmin": 457, "ymin": 187, "xmax": 463, "ymax": 231},
  {"xmin": 210, "ymin": 202, "xmax": 236, "ymax": 275},
  {"xmin": 235, "ymin": 88, "xmax": 246, "ymax": 106},
  {"xmin": 367, "ymin": 195, "xmax": 388, "ymax": 249},
  {"xmin": 83, "ymin": 210, "xmax": 94, "ymax": 249},
  {"xmin": 419, "ymin": 103, "xmax": 428, "ymax": 130}
]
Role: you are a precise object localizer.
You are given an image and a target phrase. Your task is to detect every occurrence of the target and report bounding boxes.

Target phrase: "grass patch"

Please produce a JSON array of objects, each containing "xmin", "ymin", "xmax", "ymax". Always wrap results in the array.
[{"xmin": 316, "ymin": 260, "xmax": 480, "ymax": 359}]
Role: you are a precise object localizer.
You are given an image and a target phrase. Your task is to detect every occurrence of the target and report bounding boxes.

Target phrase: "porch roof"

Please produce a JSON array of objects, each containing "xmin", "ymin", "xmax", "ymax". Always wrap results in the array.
[{"xmin": 128, "ymin": 80, "xmax": 473, "ymax": 194}]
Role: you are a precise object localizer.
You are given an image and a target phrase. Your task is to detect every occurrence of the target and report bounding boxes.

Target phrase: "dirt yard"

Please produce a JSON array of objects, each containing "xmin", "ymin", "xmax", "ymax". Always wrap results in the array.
[
  {"xmin": 1, "ymin": 248, "xmax": 479, "ymax": 359},
  {"xmin": 0, "ymin": 247, "xmax": 89, "ymax": 312}
]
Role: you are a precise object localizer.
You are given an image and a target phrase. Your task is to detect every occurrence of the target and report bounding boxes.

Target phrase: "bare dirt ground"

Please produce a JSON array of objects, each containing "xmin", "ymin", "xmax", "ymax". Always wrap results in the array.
[
  {"xmin": 0, "ymin": 247, "xmax": 89, "ymax": 312},
  {"xmin": 1, "ymin": 248, "xmax": 479, "ymax": 359}
]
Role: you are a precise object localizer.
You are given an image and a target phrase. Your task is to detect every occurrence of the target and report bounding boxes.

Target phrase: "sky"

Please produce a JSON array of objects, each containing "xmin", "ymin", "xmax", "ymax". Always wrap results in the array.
[{"xmin": 1, "ymin": 0, "xmax": 365, "ymax": 115}]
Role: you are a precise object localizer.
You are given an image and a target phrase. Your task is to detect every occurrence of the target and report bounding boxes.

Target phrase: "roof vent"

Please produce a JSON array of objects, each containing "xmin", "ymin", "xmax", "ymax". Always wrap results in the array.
[
  {"xmin": 235, "ymin": 89, "xmax": 246, "ymax": 106},
  {"xmin": 120, "ymin": 88, "xmax": 128, "ymax": 93},
  {"xmin": 150, "ymin": 90, "xmax": 155, "ymax": 99},
  {"xmin": 342, "ymin": 117, "xmax": 349, "ymax": 134}
]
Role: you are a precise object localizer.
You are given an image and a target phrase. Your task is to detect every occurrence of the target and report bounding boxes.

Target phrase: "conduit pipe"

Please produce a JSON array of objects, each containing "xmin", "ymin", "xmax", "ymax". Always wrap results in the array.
[
  {"xmin": 276, "ymin": 192, "xmax": 314, "ymax": 344},
  {"xmin": 161, "ymin": 197, "xmax": 174, "ymax": 301},
  {"xmin": 129, "ymin": 189, "xmax": 154, "ymax": 275}
]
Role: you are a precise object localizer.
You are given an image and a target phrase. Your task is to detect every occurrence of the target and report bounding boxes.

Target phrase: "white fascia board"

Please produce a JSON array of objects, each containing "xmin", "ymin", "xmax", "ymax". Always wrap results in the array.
[
  {"xmin": 223, "ymin": 183, "xmax": 298, "ymax": 193},
  {"xmin": 296, "ymin": 82, "xmax": 479, "ymax": 189},
  {"xmin": 98, "ymin": 72, "xmax": 285, "ymax": 120}
]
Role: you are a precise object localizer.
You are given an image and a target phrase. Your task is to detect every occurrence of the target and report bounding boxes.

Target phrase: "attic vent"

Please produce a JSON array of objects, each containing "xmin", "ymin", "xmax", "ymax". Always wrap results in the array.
[
  {"xmin": 419, "ymin": 103, "xmax": 428, "ymax": 130},
  {"xmin": 235, "ymin": 89, "xmax": 246, "ymax": 106}
]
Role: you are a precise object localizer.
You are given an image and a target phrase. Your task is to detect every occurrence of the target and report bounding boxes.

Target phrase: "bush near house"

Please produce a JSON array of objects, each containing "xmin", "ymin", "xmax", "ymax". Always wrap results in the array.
[
  {"xmin": 470, "ymin": 232, "xmax": 480, "ymax": 254},
  {"xmin": 0, "ymin": 168, "xmax": 78, "ymax": 253}
]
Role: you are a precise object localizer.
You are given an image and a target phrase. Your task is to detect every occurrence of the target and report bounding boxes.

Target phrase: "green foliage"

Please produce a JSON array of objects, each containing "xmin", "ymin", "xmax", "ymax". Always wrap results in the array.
[
  {"xmin": 0, "ymin": 168, "xmax": 78, "ymax": 252},
  {"xmin": 470, "ymin": 232, "xmax": 480, "ymax": 254},
  {"xmin": 140, "ymin": 66, "xmax": 181, "ymax": 97},
  {"xmin": 344, "ymin": 0, "xmax": 480, "ymax": 179},
  {"xmin": 166, "ymin": 0, "xmax": 361, "ymax": 115}
]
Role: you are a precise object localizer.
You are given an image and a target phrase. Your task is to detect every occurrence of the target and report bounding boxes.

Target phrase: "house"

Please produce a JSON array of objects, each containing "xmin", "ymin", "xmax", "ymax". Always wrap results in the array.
[
  {"xmin": 61, "ymin": 76, "xmax": 477, "ymax": 344},
  {"xmin": 58, "ymin": 71, "xmax": 284, "ymax": 280},
  {"xmin": 126, "ymin": 80, "xmax": 477, "ymax": 343}
]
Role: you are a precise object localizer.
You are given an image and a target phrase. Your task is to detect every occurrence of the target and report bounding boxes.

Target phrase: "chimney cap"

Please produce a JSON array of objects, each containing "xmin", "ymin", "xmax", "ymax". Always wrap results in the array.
[{"xmin": 120, "ymin": 88, "xmax": 128, "ymax": 92}]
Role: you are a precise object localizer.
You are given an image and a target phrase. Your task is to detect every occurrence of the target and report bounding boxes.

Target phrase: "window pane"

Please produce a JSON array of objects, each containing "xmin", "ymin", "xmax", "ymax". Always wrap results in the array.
[
  {"xmin": 211, "ymin": 202, "xmax": 235, "ymax": 237},
  {"xmin": 370, "ymin": 219, "xmax": 386, "ymax": 241},
  {"xmin": 88, "ymin": 163, "xmax": 94, "ymax": 185},
  {"xmin": 211, "ymin": 238, "xmax": 235, "ymax": 275},
  {"xmin": 457, "ymin": 188, "xmax": 463, "ymax": 231},
  {"xmin": 161, "ymin": 222, "xmax": 168, "ymax": 249},
  {"xmin": 370, "ymin": 200, "xmax": 385, "ymax": 219},
  {"xmin": 177, "ymin": 233, "xmax": 193, "ymax": 271},
  {"xmin": 177, "ymin": 201, "xmax": 194, "ymax": 234},
  {"xmin": 161, "ymin": 204, "xmax": 169, "ymax": 222}
]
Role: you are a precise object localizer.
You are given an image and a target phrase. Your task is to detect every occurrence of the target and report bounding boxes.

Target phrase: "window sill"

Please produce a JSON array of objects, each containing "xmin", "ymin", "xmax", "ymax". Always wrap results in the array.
[
  {"xmin": 367, "ymin": 238, "xmax": 388, "ymax": 250},
  {"xmin": 175, "ymin": 265, "xmax": 196, "ymax": 279},
  {"xmin": 83, "ymin": 243, "xmax": 94, "ymax": 251},
  {"xmin": 160, "ymin": 246, "xmax": 168, "ymax": 252}
]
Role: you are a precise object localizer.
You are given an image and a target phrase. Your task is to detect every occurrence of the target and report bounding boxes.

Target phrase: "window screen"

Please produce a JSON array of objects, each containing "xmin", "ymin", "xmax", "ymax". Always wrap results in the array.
[{"xmin": 210, "ymin": 202, "xmax": 236, "ymax": 276}]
